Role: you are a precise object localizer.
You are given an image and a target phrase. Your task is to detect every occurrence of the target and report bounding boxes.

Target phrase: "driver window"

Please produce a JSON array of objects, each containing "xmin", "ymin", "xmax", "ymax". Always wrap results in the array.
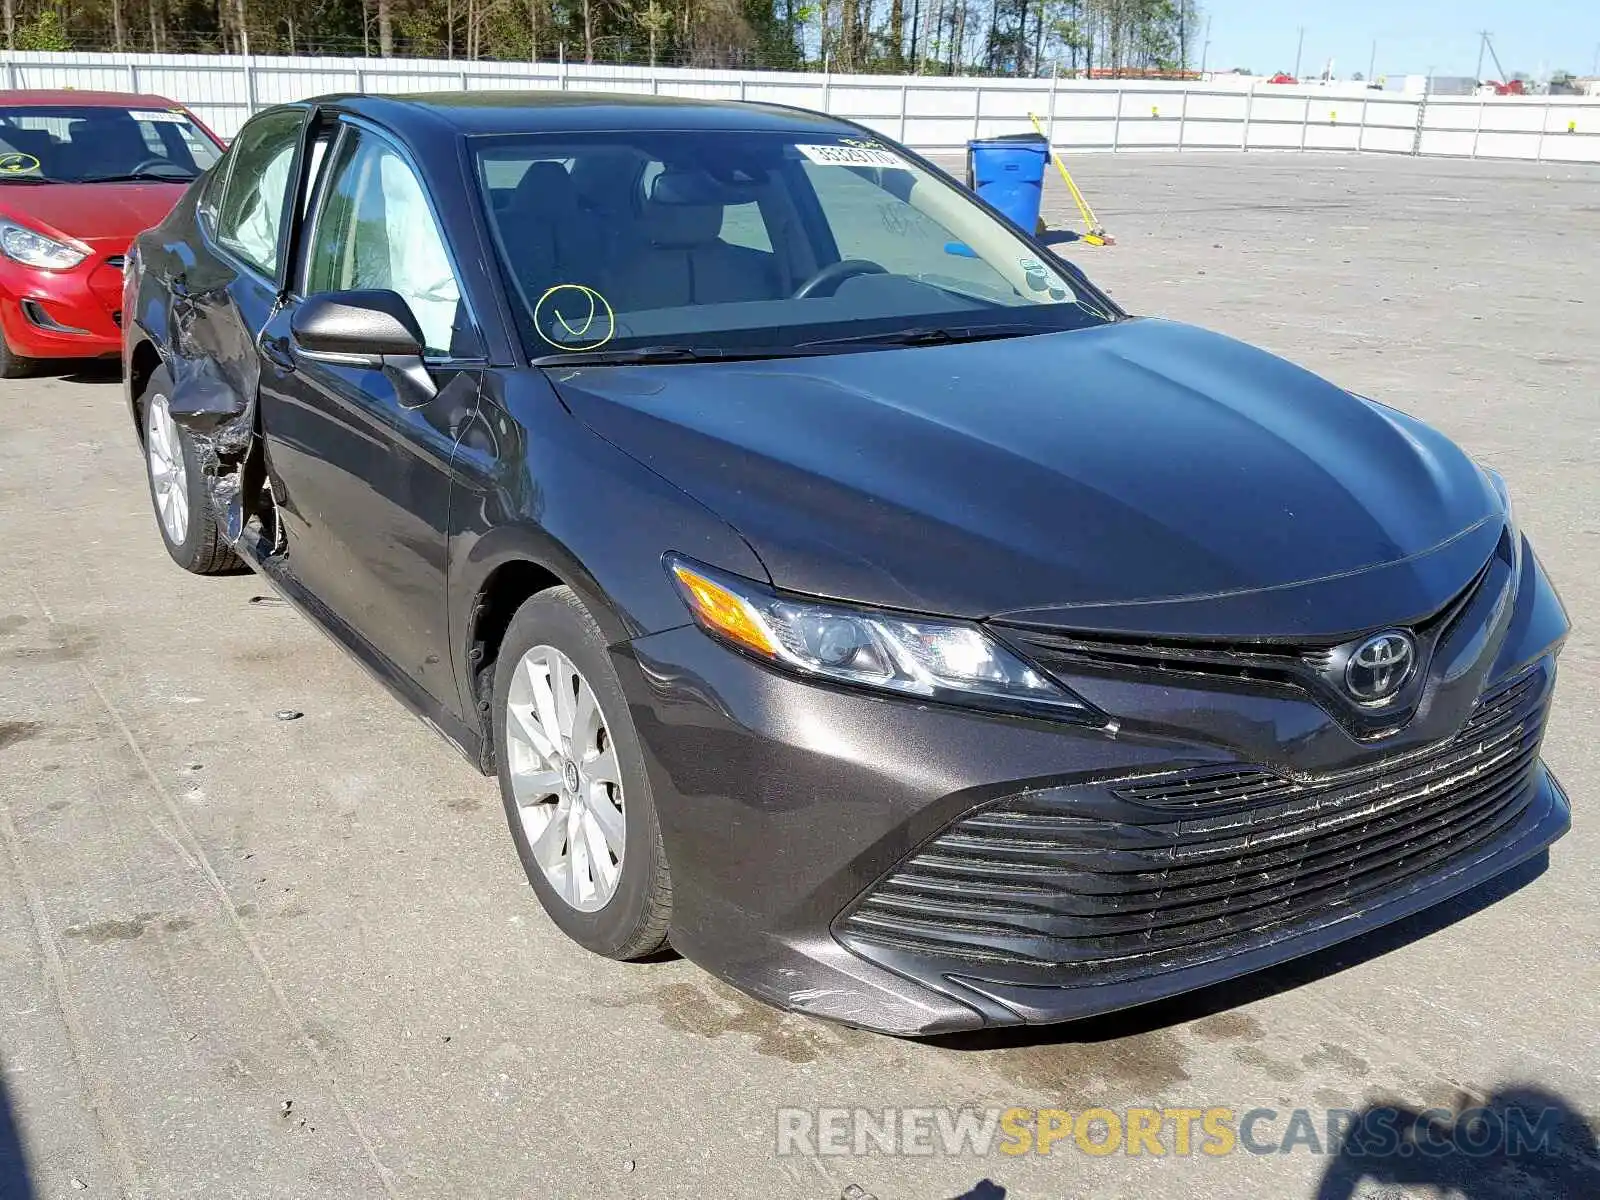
[
  {"xmin": 215, "ymin": 109, "xmax": 303, "ymax": 278},
  {"xmin": 304, "ymin": 132, "xmax": 464, "ymax": 357}
]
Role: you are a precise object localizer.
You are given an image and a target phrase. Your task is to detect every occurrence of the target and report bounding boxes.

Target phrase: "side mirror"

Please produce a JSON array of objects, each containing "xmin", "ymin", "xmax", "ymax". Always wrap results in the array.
[
  {"xmin": 290, "ymin": 289, "xmax": 435, "ymax": 402},
  {"xmin": 291, "ymin": 289, "xmax": 425, "ymax": 362}
]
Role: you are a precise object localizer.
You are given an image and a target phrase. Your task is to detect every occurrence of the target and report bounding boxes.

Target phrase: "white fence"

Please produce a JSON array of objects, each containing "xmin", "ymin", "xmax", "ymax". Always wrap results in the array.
[{"xmin": 4, "ymin": 50, "xmax": 1599, "ymax": 164}]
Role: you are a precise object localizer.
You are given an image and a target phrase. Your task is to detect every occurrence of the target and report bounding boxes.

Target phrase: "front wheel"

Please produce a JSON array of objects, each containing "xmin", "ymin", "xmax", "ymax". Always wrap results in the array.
[
  {"xmin": 0, "ymin": 326, "xmax": 35, "ymax": 379},
  {"xmin": 492, "ymin": 586, "xmax": 672, "ymax": 960},
  {"xmin": 141, "ymin": 366, "xmax": 240, "ymax": 575}
]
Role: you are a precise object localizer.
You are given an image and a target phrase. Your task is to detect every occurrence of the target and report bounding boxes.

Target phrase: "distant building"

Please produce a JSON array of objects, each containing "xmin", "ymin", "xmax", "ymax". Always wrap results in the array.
[{"xmin": 1383, "ymin": 74, "xmax": 1477, "ymax": 96}]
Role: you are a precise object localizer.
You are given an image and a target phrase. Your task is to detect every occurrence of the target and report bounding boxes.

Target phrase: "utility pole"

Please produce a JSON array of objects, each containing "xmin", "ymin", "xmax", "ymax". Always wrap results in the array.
[
  {"xmin": 1294, "ymin": 27, "xmax": 1305, "ymax": 80},
  {"xmin": 1476, "ymin": 30, "xmax": 1490, "ymax": 81},
  {"xmin": 1200, "ymin": 14, "xmax": 1212, "ymax": 78},
  {"xmin": 1367, "ymin": 39, "xmax": 1376, "ymax": 82}
]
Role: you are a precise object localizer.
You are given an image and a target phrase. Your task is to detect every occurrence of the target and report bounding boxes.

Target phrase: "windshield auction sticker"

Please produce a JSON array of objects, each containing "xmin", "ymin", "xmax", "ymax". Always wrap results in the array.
[
  {"xmin": 796, "ymin": 143, "xmax": 905, "ymax": 168},
  {"xmin": 0, "ymin": 152, "xmax": 40, "ymax": 174}
]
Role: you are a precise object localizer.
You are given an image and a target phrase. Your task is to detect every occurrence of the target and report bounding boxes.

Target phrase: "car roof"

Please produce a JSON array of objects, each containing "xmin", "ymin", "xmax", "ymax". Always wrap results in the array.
[
  {"xmin": 0, "ymin": 89, "xmax": 189, "ymax": 109},
  {"xmin": 309, "ymin": 90, "xmax": 858, "ymax": 139}
]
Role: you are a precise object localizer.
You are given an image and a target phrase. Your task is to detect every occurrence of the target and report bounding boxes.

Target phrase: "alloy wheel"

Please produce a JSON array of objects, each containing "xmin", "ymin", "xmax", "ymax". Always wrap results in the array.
[
  {"xmin": 504, "ymin": 644, "xmax": 626, "ymax": 912},
  {"xmin": 147, "ymin": 393, "xmax": 190, "ymax": 546}
]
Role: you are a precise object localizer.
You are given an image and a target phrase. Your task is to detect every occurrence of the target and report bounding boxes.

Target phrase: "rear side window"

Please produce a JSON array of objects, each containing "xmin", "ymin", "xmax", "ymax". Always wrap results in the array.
[{"xmin": 215, "ymin": 109, "xmax": 304, "ymax": 279}]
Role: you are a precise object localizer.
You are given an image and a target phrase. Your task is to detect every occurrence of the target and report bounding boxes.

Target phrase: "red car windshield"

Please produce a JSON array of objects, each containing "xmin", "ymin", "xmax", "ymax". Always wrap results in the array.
[{"xmin": 0, "ymin": 104, "xmax": 220, "ymax": 184}]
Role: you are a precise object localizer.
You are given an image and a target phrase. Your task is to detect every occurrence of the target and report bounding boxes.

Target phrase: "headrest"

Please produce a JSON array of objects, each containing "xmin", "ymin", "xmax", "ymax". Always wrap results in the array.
[
  {"xmin": 511, "ymin": 160, "xmax": 578, "ymax": 216},
  {"xmin": 570, "ymin": 152, "xmax": 638, "ymax": 207},
  {"xmin": 645, "ymin": 199, "xmax": 723, "ymax": 248},
  {"xmin": 644, "ymin": 169, "xmax": 728, "ymax": 247}
]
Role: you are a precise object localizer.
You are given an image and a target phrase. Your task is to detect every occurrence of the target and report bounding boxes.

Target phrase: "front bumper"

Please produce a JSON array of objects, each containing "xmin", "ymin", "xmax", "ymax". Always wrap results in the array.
[
  {"xmin": 617, "ymin": 546, "xmax": 1571, "ymax": 1037},
  {"xmin": 0, "ymin": 252, "xmax": 125, "ymax": 359}
]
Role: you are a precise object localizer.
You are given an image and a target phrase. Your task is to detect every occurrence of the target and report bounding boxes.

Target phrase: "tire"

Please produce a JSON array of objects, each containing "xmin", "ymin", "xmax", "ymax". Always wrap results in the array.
[
  {"xmin": 140, "ymin": 365, "xmax": 240, "ymax": 575},
  {"xmin": 492, "ymin": 586, "xmax": 672, "ymax": 960},
  {"xmin": 0, "ymin": 326, "xmax": 35, "ymax": 379}
]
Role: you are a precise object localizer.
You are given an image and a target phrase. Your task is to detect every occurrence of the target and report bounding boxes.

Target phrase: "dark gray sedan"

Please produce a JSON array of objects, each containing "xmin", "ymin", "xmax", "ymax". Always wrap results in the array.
[{"xmin": 121, "ymin": 92, "xmax": 1570, "ymax": 1036}]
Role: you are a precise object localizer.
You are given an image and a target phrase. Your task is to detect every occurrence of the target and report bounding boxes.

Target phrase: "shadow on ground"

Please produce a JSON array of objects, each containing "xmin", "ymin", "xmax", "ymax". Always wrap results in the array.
[
  {"xmin": 1315, "ymin": 1086, "xmax": 1600, "ymax": 1199},
  {"xmin": 38, "ymin": 358, "xmax": 121, "ymax": 386},
  {"xmin": 0, "ymin": 1066, "xmax": 35, "ymax": 1200}
]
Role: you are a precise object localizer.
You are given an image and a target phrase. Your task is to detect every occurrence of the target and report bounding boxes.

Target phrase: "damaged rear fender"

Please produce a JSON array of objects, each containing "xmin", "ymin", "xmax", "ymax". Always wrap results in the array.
[{"xmin": 162, "ymin": 281, "xmax": 260, "ymax": 457}]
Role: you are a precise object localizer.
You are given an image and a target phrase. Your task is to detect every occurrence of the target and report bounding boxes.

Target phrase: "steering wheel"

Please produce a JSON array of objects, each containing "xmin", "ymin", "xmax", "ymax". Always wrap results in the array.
[
  {"xmin": 792, "ymin": 259, "xmax": 887, "ymax": 299},
  {"xmin": 126, "ymin": 157, "xmax": 189, "ymax": 178}
]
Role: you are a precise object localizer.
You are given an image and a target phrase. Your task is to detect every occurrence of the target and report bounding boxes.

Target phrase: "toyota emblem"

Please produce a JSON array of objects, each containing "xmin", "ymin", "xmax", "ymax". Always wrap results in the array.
[{"xmin": 1345, "ymin": 631, "xmax": 1415, "ymax": 704}]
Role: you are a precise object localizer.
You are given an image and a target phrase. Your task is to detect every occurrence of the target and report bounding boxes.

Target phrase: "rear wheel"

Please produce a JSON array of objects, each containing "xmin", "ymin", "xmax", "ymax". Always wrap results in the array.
[
  {"xmin": 141, "ymin": 367, "xmax": 240, "ymax": 575},
  {"xmin": 492, "ymin": 586, "xmax": 672, "ymax": 960}
]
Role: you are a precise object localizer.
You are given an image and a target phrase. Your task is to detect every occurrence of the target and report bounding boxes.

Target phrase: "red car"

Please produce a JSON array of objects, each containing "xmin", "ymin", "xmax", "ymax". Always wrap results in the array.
[{"xmin": 0, "ymin": 90, "xmax": 225, "ymax": 377}]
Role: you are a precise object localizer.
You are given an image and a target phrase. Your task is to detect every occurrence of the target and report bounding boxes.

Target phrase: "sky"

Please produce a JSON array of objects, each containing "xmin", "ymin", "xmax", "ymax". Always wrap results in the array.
[{"xmin": 1198, "ymin": 0, "xmax": 1600, "ymax": 80}]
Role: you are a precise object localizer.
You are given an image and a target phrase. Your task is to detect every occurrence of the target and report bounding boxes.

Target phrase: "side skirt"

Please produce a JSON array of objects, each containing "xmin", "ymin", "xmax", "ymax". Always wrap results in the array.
[{"xmin": 236, "ymin": 540, "xmax": 489, "ymax": 774}]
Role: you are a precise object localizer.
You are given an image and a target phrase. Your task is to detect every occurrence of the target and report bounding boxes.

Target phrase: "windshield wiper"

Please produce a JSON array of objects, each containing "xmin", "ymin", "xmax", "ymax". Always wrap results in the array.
[
  {"xmin": 0, "ymin": 175, "xmax": 59, "ymax": 185},
  {"xmin": 532, "ymin": 344, "xmax": 822, "ymax": 367},
  {"xmin": 80, "ymin": 170, "xmax": 196, "ymax": 184},
  {"xmin": 797, "ymin": 322, "xmax": 1046, "ymax": 351}
]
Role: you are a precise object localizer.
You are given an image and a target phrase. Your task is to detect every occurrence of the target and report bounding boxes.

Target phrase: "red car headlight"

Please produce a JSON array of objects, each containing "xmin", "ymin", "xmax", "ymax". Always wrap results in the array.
[{"xmin": 0, "ymin": 220, "xmax": 88, "ymax": 270}]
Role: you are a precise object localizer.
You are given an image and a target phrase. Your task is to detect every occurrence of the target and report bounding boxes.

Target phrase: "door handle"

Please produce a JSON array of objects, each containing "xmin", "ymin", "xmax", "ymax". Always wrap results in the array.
[{"xmin": 259, "ymin": 334, "xmax": 296, "ymax": 372}]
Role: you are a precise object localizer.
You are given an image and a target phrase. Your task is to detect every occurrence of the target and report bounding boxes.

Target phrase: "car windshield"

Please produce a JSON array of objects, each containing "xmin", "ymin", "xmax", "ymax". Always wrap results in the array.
[
  {"xmin": 473, "ymin": 129, "xmax": 1116, "ymax": 360},
  {"xmin": 0, "ymin": 104, "xmax": 220, "ymax": 184}
]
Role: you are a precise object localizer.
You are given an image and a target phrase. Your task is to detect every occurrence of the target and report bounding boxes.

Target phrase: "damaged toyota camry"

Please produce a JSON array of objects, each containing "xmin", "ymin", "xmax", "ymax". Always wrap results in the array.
[{"xmin": 122, "ymin": 93, "xmax": 1571, "ymax": 1037}]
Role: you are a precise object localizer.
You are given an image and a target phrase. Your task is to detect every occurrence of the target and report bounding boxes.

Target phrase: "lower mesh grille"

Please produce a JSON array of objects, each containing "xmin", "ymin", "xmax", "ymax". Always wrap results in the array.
[{"xmin": 839, "ymin": 666, "xmax": 1550, "ymax": 975}]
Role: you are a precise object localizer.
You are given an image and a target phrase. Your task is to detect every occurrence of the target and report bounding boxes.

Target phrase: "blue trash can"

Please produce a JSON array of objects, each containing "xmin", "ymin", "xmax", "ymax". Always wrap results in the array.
[{"xmin": 966, "ymin": 133, "xmax": 1049, "ymax": 236}]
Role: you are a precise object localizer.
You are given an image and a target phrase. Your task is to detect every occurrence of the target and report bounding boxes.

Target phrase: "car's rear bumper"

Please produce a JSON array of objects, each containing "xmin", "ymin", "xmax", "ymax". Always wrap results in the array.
[
  {"xmin": 615, "ymin": 550, "xmax": 1570, "ymax": 1036},
  {"xmin": 0, "ymin": 253, "xmax": 125, "ymax": 359}
]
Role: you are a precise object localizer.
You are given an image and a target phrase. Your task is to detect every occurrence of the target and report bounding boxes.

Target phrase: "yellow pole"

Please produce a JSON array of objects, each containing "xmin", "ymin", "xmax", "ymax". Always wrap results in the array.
[{"xmin": 1029, "ymin": 112, "xmax": 1112, "ymax": 245}]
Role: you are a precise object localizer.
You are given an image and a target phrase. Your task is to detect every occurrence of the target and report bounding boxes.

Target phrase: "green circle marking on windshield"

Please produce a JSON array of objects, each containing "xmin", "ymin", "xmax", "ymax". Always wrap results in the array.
[
  {"xmin": 0, "ymin": 153, "xmax": 41, "ymax": 174},
  {"xmin": 533, "ymin": 284, "xmax": 615, "ymax": 352}
]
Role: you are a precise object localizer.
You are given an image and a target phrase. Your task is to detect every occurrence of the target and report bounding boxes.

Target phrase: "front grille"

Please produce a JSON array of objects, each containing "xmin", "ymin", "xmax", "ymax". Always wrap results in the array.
[
  {"xmin": 839, "ymin": 665, "xmax": 1550, "ymax": 979},
  {"xmin": 991, "ymin": 553, "xmax": 1496, "ymax": 697}
]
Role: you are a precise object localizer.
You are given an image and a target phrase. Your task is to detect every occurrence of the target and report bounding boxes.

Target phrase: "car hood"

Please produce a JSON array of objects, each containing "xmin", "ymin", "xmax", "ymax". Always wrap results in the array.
[
  {"xmin": 551, "ymin": 318, "xmax": 1503, "ymax": 638},
  {"xmin": 0, "ymin": 180, "xmax": 189, "ymax": 249}
]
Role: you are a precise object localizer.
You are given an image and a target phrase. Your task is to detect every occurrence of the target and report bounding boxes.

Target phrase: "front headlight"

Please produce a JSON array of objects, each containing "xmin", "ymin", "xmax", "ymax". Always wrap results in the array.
[
  {"xmin": 1482, "ymin": 467, "xmax": 1515, "ymax": 532},
  {"xmin": 667, "ymin": 556, "xmax": 1094, "ymax": 718},
  {"xmin": 0, "ymin": 221, "xmax": 87, "ymax": 270},
  {"xmin": 1482, "ymin": 466, "xmax": 1522, "ymax": 569}
]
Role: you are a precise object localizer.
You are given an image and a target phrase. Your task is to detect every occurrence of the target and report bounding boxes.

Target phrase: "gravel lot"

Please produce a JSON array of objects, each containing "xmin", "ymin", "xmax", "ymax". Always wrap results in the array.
[{"xmin": 1, "ymin": 151, "xmax": 1597, "ymax": 1200}]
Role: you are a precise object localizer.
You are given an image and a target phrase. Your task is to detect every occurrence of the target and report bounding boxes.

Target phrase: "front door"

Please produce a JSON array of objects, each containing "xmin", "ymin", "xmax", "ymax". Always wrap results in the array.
[{"xmin": 257, "ymin": 125, "xmax": 482, "ymax": 707}]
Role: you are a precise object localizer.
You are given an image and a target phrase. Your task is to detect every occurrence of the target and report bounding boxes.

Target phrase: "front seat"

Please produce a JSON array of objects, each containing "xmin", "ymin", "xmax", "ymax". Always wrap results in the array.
[
  {"xmin": 498, "ymin": 160, "xmax": 605, "ymax": 298},
  {"xmin": 608, "ymin": 181, "xmax": 781, "ymax": 311}
]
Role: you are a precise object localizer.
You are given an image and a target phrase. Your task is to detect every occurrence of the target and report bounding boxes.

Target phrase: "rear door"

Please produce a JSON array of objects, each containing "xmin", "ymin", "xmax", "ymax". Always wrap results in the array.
[
  {"xmin": 166, "ymin": 107, "xmax": 306, "ymax": 452},
  {"xmin": 256, "ymin": 121, "xmax": 483, "ymax": 707}
]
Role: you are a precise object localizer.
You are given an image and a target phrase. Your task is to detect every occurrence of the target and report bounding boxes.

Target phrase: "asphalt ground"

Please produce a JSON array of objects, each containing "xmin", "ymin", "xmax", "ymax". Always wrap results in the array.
[{"xmin": 1, "ymin": 151, "xmax": 1597, "ymax": 1200}]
